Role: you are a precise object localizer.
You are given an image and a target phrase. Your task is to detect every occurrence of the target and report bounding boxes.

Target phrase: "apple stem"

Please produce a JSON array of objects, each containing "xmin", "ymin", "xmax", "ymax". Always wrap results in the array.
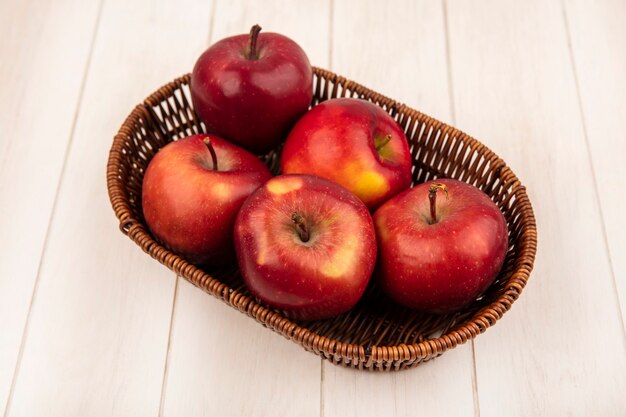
[
  {"xmin": 375, "ymin": 134, "xmax": 392, "ymax": 152},
  {"xmin": 203, "ymin": 137, "xmax": 218, "ymax": 171},
  {"xmin": 247, "ymin": 24, "xmax": 262, "ymax": 60},
  {"xmin": 291, "ymin": 213, "xmax": 310, "ymax": 243},
  {"xmin": 428, "ymin": 183, "xmax": 448, "ymax": 224}
]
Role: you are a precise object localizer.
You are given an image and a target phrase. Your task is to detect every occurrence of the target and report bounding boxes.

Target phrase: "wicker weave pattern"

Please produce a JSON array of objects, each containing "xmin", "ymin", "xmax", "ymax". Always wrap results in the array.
[{"xmin": 107, "ymin": 68, "xmax": 537, "ymax": 371}]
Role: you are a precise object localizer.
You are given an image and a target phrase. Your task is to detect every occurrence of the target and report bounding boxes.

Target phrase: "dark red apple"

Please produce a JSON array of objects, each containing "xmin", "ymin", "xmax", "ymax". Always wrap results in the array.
[
  {"xmin": 142, "ymin": 134, "xmax": 271, "ymax": 266},
  {"xmin": 373, "ymin": 178, "xmax": 508, "ymax": 313},
  {"xmin": 190, "ymin": 25, "xmax": 313, "ymax": 154},
  {"xmin": 234, "ymin": 174, "xmax": 377, "ymax": 320},
  {"xmin": 280, "ymin": 98, "xmax": 412, "ymax": 210}
]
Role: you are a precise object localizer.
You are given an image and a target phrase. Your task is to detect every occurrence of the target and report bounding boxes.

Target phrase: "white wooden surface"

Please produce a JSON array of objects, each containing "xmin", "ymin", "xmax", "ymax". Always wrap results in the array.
[
  {"xmin": 0, "ymin": 0, "xmax": 624, "ymax": 416},
  {"xmin": 446, "ymin": 1, "xmax": 625, "ymax": 415},
  {"xmin": 564, "ymin": 0, "xmax": 626, "ymax": 327},
  {"xmin": 0, "ymin": 0, "xmax": 100, "ymax": 412}
]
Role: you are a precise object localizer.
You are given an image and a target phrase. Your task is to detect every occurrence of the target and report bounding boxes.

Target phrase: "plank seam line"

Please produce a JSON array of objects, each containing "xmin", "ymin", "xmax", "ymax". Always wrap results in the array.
[
  {"xmin": 470, "ymin": 341, "xmax": 481, "ymax": 417},
  {"xmin": 157, "ymin": 4, "xmax": 216, "ymax": 413},
  {"xmin": 442, "ymin": 1, "xmax": 482, "ymax": 415},
  {"xmin": 158, "ymin": 276, "xmax": 180, "ymax": 417},
  {"xmin": 206, "ymin": 0, "xmax": 216, "ymax": 48},
  {"xmin": 1, "ymin": 1, "xmax": 106, "ymax": 415},
  {"xmin": 328, "ymin": 0, "xmax": 334, "ymax": 71},
  {"xmin": 319, "ymin": 360, "xmax": 325, "ymax": 417},
  {"xmin": 320, "ymin": 3, "xmax": 333, "ymax": 417},
  {"xmin": 442, "ymin": 0, "xmax": 457, "ymax": 125},
  {"xmin": 560, "ymin": 0, "xmax": 626, "ymax": 342}
]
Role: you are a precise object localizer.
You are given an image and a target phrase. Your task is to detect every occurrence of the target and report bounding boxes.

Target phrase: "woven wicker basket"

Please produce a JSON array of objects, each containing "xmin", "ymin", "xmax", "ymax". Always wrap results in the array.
[{"xmin": 107, "ymin": 68, "xmax": 537, "ymax": 371}]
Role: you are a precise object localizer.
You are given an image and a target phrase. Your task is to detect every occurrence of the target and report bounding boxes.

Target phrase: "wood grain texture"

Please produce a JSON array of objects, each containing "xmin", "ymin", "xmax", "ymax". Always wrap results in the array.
[
  {"xmin": 330, "ymin": 0, "xmax": 453, "ymax": 125},
  {"xmin": 159, "ymin": 1, "xmax": 329, "ymax": 416},
  {"xmin": 323, "ymin": 1, "xmax": 476, "ymax": 416},
  {"xmin": 446, "ymin": 0, "xmax": 626, "ymax": 415},
  {"xmin": 0, "ymin": 0, "xmax": 101, "ymax": 413},
  {"xmin": 0, "ymin": 1, "xmax": 624, "ymax": 415},
  {"xmin": 563, "ymin": 0, "xmax": 626, "ymax": 327},
  {"xmin": 4, "ymin": 0, "xmax": 212, "ymax": 415},
  {"xmin": 161, "ymin": 280, "xmax": 322, "ymax": 417}
]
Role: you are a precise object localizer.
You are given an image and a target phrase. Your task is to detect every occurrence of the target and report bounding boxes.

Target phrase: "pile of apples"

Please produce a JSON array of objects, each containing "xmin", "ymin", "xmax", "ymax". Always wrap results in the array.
[{"xmin": 142, "ymin": 26, "xmax": 508, "ymax": 320}]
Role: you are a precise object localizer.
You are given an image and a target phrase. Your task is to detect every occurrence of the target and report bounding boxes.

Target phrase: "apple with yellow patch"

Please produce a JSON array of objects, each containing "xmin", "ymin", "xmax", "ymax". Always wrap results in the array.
[
  {"xmin": 234, "ymin": 174, "xmax": 376, "ymax": 320},
  {"xmin": 142, "ymin": 134, "xmax": 271, "ymax": 266},
  {"xmin": 280, "ymin": 98, "xmax": 412, "ymax": 210}
]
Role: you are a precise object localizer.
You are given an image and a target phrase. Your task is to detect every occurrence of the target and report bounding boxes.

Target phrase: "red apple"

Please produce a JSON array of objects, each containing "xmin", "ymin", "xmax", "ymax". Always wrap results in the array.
[
  {"xmin": 190, "ymin": 25, "xmax": 313, "ymax": 154},
  {"xmin": 234, "ymin": 174, "xmax": 377, "ymax": 320},
  {"xmin": 373, "ymin": 178, "xmax": 508, "ymax": 313},
  {"xmin": 280, "ymin": 98, "xmax": 412, "ymax": 210},
  {"xmin": 142, "ymin": 134, "xmax": 272, "ymax": 266}
]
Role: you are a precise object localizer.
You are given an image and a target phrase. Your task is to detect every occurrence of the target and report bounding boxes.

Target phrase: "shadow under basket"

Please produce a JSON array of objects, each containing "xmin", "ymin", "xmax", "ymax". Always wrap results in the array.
[{"xmin": 107, "ymin": 68, "xmax": 537, "ymax": 371}]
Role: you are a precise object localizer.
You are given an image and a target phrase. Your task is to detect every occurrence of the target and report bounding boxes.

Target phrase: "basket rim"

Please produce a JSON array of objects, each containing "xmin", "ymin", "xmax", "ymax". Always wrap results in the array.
[{"xmin": 106, "ymin": 67, "xmax": 537, "ymax": 368}]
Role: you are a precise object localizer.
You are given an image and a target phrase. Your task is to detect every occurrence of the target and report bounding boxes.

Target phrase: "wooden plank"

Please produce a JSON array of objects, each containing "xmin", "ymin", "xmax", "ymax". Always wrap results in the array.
[
  {"xmin": 330, "ymin": 0, "xmax": 454, "ymax": 124},
  {"xmin": 161, "ymin": 280, "xmax": 322, "ymax": 417},
  {"xmin": 445, "ymin": 0, "xmax": 626, "ymax": 415},
  {"xmin": 564, "ymin": 0, "xmax": 626, "ymax": 327},
  {"xmin": 159, "ymin": 1, "xmax": 328, "ymax": 416},
  {"xmin": 0, "ymin": 0, "xmax": 101, "ymax": 413},
  {"xmin": 4, "ymin": 0, "xmax": 213, "ymax": 416},
  {"xmin": 323, "ymin": 347, "xmax": 476, "ymax": 417},
  {"xmin": 322, "ymin": 1, "xmax": 477, "ymax": 416}
]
